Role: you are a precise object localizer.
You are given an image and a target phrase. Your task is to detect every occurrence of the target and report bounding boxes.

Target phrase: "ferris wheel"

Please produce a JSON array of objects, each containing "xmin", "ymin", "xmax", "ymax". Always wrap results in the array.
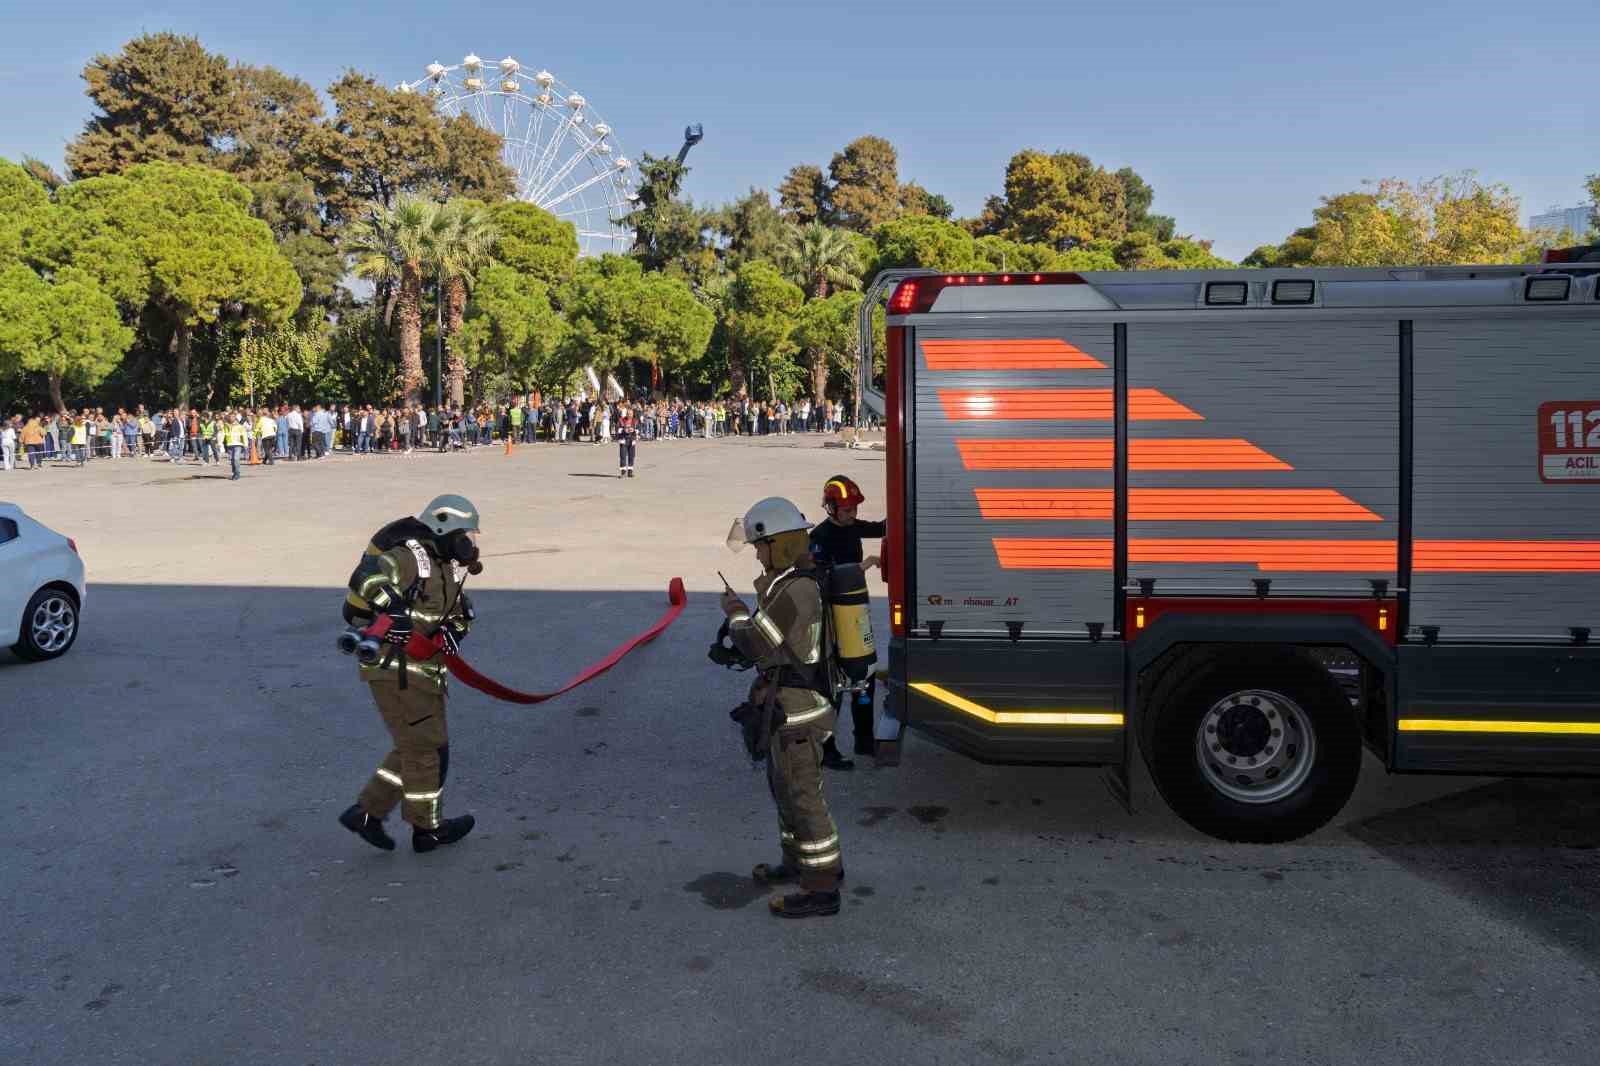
[{"xmin": 398, "ymin": 55, "xmax": 637, "ymax": 256}]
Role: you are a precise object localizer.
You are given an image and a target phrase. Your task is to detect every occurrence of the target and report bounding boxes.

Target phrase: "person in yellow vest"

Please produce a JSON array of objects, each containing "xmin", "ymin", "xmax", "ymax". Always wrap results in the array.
[
  {"xmin": 225, "ymin": 413, "xmax": 250, "ymax": 480},
  {"xmin": 199, "ymin": 414, "xmax": 217, "ymax": 465},
  {"xmin": 70, "ymin": 417, "xmax": 88, "ymax": 466},
  {"xmin": 255, "ymin": 409, "xmax": 278, "ymax": 465}
]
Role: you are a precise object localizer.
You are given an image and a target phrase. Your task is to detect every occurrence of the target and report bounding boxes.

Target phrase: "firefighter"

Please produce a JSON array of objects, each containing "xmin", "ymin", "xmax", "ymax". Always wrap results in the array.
[
  {"xmin": 722, "ymin": 497, "xmax": 844, "ymax": 918},
  {"xmin": 810, "ymin": 475, "xmax": 887, "ymax": 769},
  {"xmin": 616, "ymin": 402, "xmax": 638, "ymax": 478},
  {"xmin": 339, "ymin": 494, "xmax": 481, "ymax": 854}
]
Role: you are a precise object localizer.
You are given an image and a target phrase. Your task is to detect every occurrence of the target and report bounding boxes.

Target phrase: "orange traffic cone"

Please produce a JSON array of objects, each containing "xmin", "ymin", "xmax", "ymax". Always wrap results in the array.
[{"xmin": 248, "ymin": 439, "xmax": 260, "ymax": 465}]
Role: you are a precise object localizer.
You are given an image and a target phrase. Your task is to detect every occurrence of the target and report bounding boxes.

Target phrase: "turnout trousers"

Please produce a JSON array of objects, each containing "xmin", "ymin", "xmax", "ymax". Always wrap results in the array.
[
  {"xmin": 356, "ymin": 678, "xmax": 450, "ymax": 829},
  {"xmin": 766, "ymin": 719, "xmax": 843, "ymax": 891}
]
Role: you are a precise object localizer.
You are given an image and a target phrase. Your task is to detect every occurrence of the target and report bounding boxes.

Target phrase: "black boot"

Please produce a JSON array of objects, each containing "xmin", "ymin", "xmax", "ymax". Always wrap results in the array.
[
  {"xmin": 339, "ymin": 804, "xmax": 396, "ymax": 851},
  {"xmin": 820, "ymin": 735, "xmax": 854, "ymax": 771},
  {"xmin": 768, "ymin": 890, "xmax": 841, "ymax": 919},
  {"xmin": 413, "ymin": 814, "xmax": 475, "ymax": 853}
]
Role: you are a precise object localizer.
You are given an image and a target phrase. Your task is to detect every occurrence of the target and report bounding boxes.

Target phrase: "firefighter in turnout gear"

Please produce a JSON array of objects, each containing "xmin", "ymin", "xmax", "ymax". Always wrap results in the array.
[
  {"xmin": 810, "ymin": 475, "xmax": 887, "ymax": 769},
  {"xmin": 722, "ymin": 497, "xmax": 844, "ymax": 919},
  {"xmin": 339, "ymin": 494, "xmax": 482, "ymax": 854},
  {"xmin": 616, "ymin": 403, "xmax": 637, "ymax": 478}
]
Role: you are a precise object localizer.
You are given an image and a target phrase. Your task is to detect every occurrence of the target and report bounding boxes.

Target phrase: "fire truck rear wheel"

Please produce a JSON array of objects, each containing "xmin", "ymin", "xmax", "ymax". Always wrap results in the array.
[{"xmin": 1142, "ymin": 647, "xmax": 1360, "ymax": 844}]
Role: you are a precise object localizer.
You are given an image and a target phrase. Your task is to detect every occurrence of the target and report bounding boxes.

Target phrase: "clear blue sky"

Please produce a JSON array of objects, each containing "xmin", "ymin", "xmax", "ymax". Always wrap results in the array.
[{"xmin": 1, "ymin": 0, "xmax": 1594, "ymax": 260}]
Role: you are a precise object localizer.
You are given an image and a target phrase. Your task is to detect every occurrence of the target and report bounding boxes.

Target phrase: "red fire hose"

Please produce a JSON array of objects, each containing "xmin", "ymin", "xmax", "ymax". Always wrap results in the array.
[{"xmin": 379, "ymin": 578, "xmax": 688, "ymax": 705}]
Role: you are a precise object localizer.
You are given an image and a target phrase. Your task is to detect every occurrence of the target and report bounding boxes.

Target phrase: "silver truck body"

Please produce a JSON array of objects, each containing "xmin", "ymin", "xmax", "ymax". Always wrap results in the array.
[{"xmin": 866, "ymin": 263, "xmax": 1600, "ymax": 840}]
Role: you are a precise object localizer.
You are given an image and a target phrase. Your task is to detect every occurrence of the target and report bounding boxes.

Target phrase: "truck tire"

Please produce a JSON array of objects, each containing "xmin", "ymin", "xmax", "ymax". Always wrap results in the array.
[{"xmin": 1141, "ymin": 646, "xmax": 1359, "ymax": 843}]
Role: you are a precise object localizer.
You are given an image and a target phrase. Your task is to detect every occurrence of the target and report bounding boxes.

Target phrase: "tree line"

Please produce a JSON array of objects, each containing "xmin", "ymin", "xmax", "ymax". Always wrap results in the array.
[{"xmin": 1, "ymin": 31, "xmax": 1593, "ymax": 413}]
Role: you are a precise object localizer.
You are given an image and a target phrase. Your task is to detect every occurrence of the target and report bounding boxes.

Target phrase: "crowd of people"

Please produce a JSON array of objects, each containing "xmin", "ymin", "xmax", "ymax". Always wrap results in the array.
[{"xmin": 0, "ymin": 395, "xmax": 860, "ymax": 475}]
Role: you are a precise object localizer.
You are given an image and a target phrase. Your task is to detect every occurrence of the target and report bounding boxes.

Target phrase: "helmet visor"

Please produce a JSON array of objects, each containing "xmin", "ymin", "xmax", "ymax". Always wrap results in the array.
[{"xmin": 725, "ymin": 517, "xmax": 751, "ymax": 552}]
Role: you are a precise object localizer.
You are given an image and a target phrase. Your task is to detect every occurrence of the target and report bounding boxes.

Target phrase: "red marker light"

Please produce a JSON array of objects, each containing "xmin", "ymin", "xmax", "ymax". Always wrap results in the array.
[{"xmin": 889, "ymin": 272, "xmax": 1088, "ymax": 314}]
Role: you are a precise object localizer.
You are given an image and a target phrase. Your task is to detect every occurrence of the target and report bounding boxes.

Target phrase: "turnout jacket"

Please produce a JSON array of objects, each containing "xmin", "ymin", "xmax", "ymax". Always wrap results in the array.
[
  {"xmin": 809, "ymin": 517, "xmax": 887, "ymax": 567},
  {"xmin": 353, "ymin": 537, "xmax": 473, "ymax": 692},
  {"xmin": 728, "ymin": 560, "xmax": 831, "ymax": 728}
]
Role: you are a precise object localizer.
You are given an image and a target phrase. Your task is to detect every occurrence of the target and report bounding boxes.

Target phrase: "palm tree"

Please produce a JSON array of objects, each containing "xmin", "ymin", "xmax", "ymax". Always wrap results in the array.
[
  {"xmin": 778, "ymin": 223, "xmax": 863, "ymax": 403},
  {"xmin": 428, "ymin": 201, "xmax": 499, "ymax": 407},
  {"xmin": 778, "ymin": 222, "xmax": 864, "ymax": 300},
  {"xmin": 346, "ymin": 196, "xmax": 435, "ymax": 405}
]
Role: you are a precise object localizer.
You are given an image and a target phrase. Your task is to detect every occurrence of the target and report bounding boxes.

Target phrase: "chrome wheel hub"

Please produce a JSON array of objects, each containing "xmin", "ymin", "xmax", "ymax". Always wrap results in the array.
[
  {"xmin": 1195, "ymin": 688, "xmax": 1315, "ymax": 804},
  {"xmin": 29, "ymin": 595, "xmax": 76, "ymax": 654}
]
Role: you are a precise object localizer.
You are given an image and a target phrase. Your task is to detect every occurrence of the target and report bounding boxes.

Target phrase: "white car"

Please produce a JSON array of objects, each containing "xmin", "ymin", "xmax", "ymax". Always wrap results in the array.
[{"xmin": 0, "ymin": 502, "xmax": 86, "ymax": 661}]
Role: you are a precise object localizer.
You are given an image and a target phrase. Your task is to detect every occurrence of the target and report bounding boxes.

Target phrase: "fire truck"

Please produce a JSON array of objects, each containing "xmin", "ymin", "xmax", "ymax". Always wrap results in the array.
[{"xmin": 857, "ymin": 247, "xmax": 1600, "ymax": 843}]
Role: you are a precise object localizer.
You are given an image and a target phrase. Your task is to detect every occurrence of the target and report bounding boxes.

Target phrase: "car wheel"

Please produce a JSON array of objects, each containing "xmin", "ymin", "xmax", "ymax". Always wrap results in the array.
[{"xmin": 12, "ymin": 587, "xmax": 80, "ymax": 661}]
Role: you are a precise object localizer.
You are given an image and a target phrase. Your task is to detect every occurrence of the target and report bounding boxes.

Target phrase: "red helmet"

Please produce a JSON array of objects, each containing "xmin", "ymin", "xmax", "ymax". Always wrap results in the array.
[{"xmin": 822, "ymin": 475, "xmax": 865, "ymax": 510}]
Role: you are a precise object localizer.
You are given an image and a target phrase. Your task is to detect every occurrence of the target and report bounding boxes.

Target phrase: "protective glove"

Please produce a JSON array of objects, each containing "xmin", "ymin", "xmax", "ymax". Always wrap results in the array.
[
  {"xmin": 382, "ymin": 612, "xmax": 413, "ymax": 647},
  {"xmin": 439, "ymin": 624, "xmax": 464, "ymax": 657}
]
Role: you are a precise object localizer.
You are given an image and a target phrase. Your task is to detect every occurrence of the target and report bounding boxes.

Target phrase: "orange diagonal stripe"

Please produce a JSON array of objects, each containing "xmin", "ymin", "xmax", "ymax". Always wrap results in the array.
[
  {"xmin": 960, "ymin": 440, "xmax": 1115, "ymax": 469},
  {"xmin": 993, "ymin": 537, "xmax": 1114, "ymax": 569},
  {"xmin": 993, "ymin": 538, "xmax": 1396, "ymax": 571},
  {"xmin": 1131, "ymin": 439, "xmax": 1293, "ymax": 471},
  {"xmin": 923, "ymin": 338, "xmax": 1107, "ymax": 371},
  {"xmin": 1415, "ymin": 541, "xmax": 1600, "ymax": 572},
  {"xmin": 938, "ymin": 389, "xmax": 1202, "ymax": 421},
  {"xmin": 956, "ymin": 439, "xmax": 1293, "ymax": 471},
  {"xmin": 975, "ymin": 489, "xmax": 1381, "ymax": 522},
  {"xmin": 978, "ymin": 490, "xmax": 1112, "ymax": 520},
  {"xmin": 1128, "ymin": 539, "xmax": 1398, "ymax": 571}
]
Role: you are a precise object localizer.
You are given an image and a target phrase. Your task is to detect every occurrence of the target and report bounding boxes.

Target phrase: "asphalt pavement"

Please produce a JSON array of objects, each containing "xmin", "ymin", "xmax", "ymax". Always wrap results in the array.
[{"xmin": 1, "ymin": 433, "xmax": 1596, "ymax": 1066}]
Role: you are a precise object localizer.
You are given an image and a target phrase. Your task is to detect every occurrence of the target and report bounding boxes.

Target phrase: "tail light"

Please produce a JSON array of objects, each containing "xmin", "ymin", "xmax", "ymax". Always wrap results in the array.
[{"xmin": 888, "ymin": 272, "xmax": 1086, "ymax": 315}]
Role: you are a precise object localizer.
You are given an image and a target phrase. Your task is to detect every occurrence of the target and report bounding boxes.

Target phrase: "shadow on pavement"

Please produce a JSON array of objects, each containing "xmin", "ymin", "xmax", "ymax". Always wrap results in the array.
[
  {"xmin": 17, "ymin": 581, "xmax": 1600, "ymax": 963},
  {"xmin": 1347, "ymin": 778, "xmax": 1600, "ymax": 969}
]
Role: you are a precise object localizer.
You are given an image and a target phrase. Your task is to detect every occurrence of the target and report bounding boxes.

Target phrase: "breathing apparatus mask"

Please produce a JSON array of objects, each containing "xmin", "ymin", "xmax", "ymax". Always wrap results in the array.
[
  {"xmin": 418, "ymin": 493, "xmax": 483, "ymax": 574},
  {"xmin": 441, "ymin": 529, "xmax": 484, "ymax": 574}
]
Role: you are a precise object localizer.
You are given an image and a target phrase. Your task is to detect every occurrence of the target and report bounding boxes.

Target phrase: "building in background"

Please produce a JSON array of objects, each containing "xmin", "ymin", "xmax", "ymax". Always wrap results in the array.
[{"xmin": 1530, "ymin": 203, "xmax": 1595, "ymax": 237}]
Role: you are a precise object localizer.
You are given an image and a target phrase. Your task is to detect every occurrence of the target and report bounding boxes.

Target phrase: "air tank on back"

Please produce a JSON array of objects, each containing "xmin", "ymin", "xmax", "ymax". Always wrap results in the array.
[{"xmin": 825, "ymin": 562, "xmax": 877, "ymax": 684}]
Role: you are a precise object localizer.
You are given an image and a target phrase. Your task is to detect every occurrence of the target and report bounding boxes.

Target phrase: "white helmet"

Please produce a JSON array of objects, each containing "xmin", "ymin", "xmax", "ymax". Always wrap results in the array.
[{"xmin": 726, "ymin": 496, "xmax": 809, "ymax": 551}]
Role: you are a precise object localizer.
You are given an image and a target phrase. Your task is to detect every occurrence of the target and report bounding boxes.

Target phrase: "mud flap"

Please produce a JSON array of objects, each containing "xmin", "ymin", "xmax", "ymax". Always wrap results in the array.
[
  {"xmin": 874, "ymin": 671, "xmax": 906, "ymax": 767},
  {"xmin": 1103, "ymin": 672, "xmax": 1134, "ymax": 813},
  {"xmin": 1102, "ymin": 762, "xmax": 1133, "ymax": 814}
]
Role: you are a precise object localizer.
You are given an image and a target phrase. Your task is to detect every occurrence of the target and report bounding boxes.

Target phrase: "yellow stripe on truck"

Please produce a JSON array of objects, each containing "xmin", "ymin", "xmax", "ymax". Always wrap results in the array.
[
  {"xmin": 1398, "ymin": 719, "xmax": 1600, "ymax": 736},
  {"xmin": 910, "ymin": 683, "xmax": 1123, "ymax": 727}
]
